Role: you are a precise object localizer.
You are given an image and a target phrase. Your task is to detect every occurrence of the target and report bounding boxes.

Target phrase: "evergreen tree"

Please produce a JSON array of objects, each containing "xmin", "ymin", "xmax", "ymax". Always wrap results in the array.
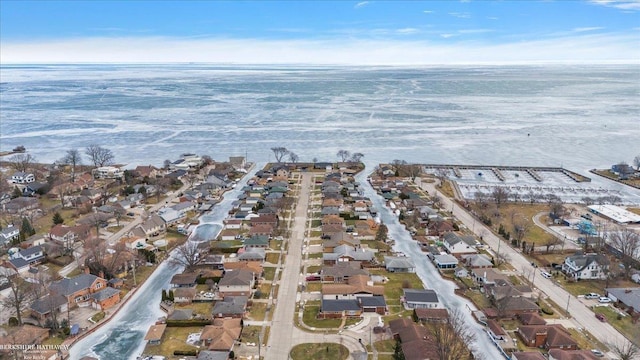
[
  {"xmin": 20, "ymin": 217, "xmax": 35, "ymax": 240},
  {"xmin": 52, "ymin": 212, "xmax": 64, "ymax": 225}
]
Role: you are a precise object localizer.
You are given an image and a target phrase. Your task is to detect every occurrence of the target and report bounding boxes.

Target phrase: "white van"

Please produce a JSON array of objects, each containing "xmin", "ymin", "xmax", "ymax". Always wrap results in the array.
[{"xmin": 540, "ymin": 270, "xmax": 552, "ymax": 279}]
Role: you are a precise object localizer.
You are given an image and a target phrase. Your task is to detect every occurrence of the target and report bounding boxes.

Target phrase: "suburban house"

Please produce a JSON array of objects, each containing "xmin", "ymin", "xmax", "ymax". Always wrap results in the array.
[
  {"xmin": 49, "ymin": 224, "xmax": 90, "ymax": 248},
  {"xmin": 212, "ymin": 296, "xmax": 248, "ymax": 318},
  {"xmin": 48, "ymin": 273, "xmax": 120, "ymax": 310},
  {"xmin": 134, "ymin": 165, "xmax": 159, "ymax": 179},
  {"xmin": 138, "ymin": 214, "xmax": 166, "ymax": 237},
  {"xmin": 244, "ymin": 235, "xmax": 269, "ymax": 248},
  {"xmin": 11, "ymin": 172, "xmax": 35, "ymax": 184},
  {"xmin": 388, "ymin": 317, "xmax": 439, "ymax": 360},
  {"xmin": 237, "ymin": 247, "xmax": 266, "ymax": 262},
  {"xmin": 173, "ymin": 287, "xmax": 197, "ymax": 304},
  {"xmin": 605, "ymin": 287, "xmax": 640, "ymax": 314},
  {"xmin": 321, "ymin": 262, "xmax": 369, "ymax": 283},
  {"xmin": 223, "ymin": 219, "xmax": 243, "ymax": 230},
  {"xmin": 442, "ymin": 232, "xmax": 478, "ymax": 257},
  {"xmin": 3, "ymin": 197, "xmax": 39, "ymax": 214},
  {"xmin": 384, "ymin": 256, "xmax": 416, "ymax": 273},
  {"xmin": 548, "ymin": 349, "xmax": 601, "ymax": 360},
  {"xmin": 30, "ymin": 293, "xmax": 68, "ymax": 322},
  {"xmin": 170, "ymin": 273, "xmax": 199, "ymax": 288},
  {"xmin": 433, "ymin": 253, "xmax": 459, "ymax": 269},
  {"xmin": 90, "ymin": 287, "xmax": 122, "ymax": 310},
  {"xmin": 218, "ymin": 269, "xmax": 255, "ymax": 298},
  {"xmin": 323, "ymin": 245, "xmax": 375, "ymax": 265},
  {"xmin": 413, "ymin": 308, "xmax": 449, "ymax": 323},
  {"xmin": 319, "ymin": 299, "xmax": 362, "ymax": 318},
  {"xmin": 322, "ymin": 274, "xmax": 384, "ymax": 300},
  {"xmin": 10, "ymin": 245, "xmax": 45, "ymax": 265},
  {"xmin": 463, "ymin": 254, "xmax": 494, "ymax": 269},
  {"xmin": 517, "ymin": 324, "xmax": 578, "ymax": 350},
  {"xmin": 200, "ymin": 318, "xmax": 242, "ymax": 352},
  {"xmin": 402, "ymin": 289, "xmax": 441, "ymax": 309},
  {"xmin": 92, "ymin": 166, "xmax": 124, "ymax": 179},
  {"xmin": 144, "ymin": 324, "xmax": 167, "ymax": 345},
  {"xmin": 0, "ymin": 225, "xmax": 20, "ymax": 246},
  {"xmin": 511, "ymin": 352, "xmax": 547, "ymax": 360},
  {"xmin": 562, "ymin": 253, "xmax": 610, "ymax": 280}
]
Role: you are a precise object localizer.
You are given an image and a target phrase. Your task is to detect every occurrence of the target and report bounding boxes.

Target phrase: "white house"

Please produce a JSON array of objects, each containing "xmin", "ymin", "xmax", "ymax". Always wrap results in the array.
[
  {"xmin": 402, "ymin": 289, "xmax": 441, "ymax": 309},
  {"xmin": 442, "ymin": 232, "xmax": 478, "ymax": 257},
  {"xmin": 11, "ymin": 172, "xmax": 35, "ymax": 184},
  {"xmin": 10, "ymin": 245, "xmax": 45, "ymax": 265},
  {"xmin": 562, "ymin": 253, "xmax": 610, "ymax": 280},
  {"xmin": 0, "ymin": 225, "xmax": 20, "ymax": 246},
  {"xmin": 223, "ymin": 219, "xmax": 243, "ymax": 230},
  {"xmin": 92, "ymin": 166, "xmax": 124, "ymax": 179},
  {"xmin": 218, "ymin": 269, "xmax": 255, "ymax": 298}
]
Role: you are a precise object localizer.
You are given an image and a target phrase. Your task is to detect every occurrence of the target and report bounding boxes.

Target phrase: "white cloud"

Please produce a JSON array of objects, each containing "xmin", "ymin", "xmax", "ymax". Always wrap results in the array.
[
  {"xmin": 449, "ymin": 12, "xmax": 471, "ymax": 18},
  {"xmin": 355, "ymin": 1, "xmax": 369, "ymax": 9},
  {"xmin": 396, "ymin": 28, "xmax": 419, "ymax": 35},
  {"xmin": 572, "ymin": 27, "xmax": 605, "ymax": 32},
  {"xmin": 589, "ymin": 0, "xmax": 640, "ymax": 10},
  {"xmin": 2, "ymin": 33, "xmax": 639, "ymax": 65},
  {"xmin": 423, "ymin": 10, "xmax": 434, "ymax": 14}
]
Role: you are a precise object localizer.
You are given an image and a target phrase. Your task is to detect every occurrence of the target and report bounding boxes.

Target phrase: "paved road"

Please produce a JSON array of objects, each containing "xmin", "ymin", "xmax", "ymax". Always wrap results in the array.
[
  {"xmin": 531, "ymin": 212, "xmax": 580, "ymax": 251},
  {"xmin": 420, "ymin": 181, "xmax": 631, "ymax": 354},
  {"xmin": 265, "ymin": 172, "xmax": 312, "ymax": 360}
]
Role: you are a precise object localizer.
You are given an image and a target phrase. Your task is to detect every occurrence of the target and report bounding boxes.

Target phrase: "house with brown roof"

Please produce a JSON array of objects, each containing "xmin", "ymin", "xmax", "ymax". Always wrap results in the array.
[
  {"xmin": 413, "ymin": 308, "xmax": 449, "ymax": 323},
  {"xmin": 248, "ymin": 224, "xmax": 273, "ymax": 237},
  {"xmin": 48, "ymin": 273, "xmax": 118, "ymax": 310},
  {"xmin": 548, "ymin": 349, "xmax": 600, "ymax": 360},
  {"xmin": 322, "ymin": 274, "xmax": 383, "ymax": 300},
  {"xmin": 49, "ymin": 224, "xmax": 91, "ymax": 248},
  {"xmin": 200, "ymin": 318, "xmax": 242, "ymax": 352},
  {"xmin": 321, "ymin": 262, "xmax": 369, "ymax": 283},
  {"xmin": 218, "ymin": 269, "xmax": 255, "ymax": 298},
  {"xmin": 427, "ymin": 220, "xmax": 455, "ymax": 236},
  {"xmin": 518, "ymin": 312, "xmax": 547, "ymax": 325},
  {"xmin": 250, "ymin": 214, "xmax": 278, "ymax": 228},
  {"xmin": 170, "ymin": 272, "xmax": 199, "ymax": 288},
  {"xmin": 517, "ymin": 324, "xmax": 578, "ymax": 350},
  {"xmin": 321, "ymin": 214, "xmax": 345, "ymax": 228},
  {"xmin": 388, "ymin": 318, "xmax": 440, "ymax": 360},
  {"xmin": 223, "ymin": 261, "xmax": 263, "ymax": 277},
  {"xmin": 511, "ymin": 352, "xmax": 547, "ymax": 360},
  {"xmin": 0, "ymin": 325, "xmax": 49, "ymax": 355},
  {"xmin": 495, "ymin": 296, "xmax": 539, "ymax": 318},
  {"xmin": 173, "ymin": 287, "xmax": 197, "ymax": 304},
  {"xmin": 134, "ymin": 165, "xmax": 159, "ymax": 179},
  {"xmin": 144, "ymin": 324, "xmax": 167, "ymax": 345}
]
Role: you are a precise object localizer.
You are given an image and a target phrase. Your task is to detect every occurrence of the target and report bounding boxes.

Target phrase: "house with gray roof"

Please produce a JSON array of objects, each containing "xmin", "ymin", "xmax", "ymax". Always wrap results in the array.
[
  {"xmin": 433, "ymin": 254, "xmax": 459, "ymax": 269},
  {"xmin": 324, "ymin": 245, "xmax": 375, "ymax": 265},
  {"xmin": 402, "ymin": 289, "xmax": 441, "ymax": 309},
  {"xmin": 197, "ymin": 351, "xmax": 231, "ymax": 360},
  {"xmin": 0, "ymin": 225, "xmax": 20, "ymax": 246},
  {"xmin": 49, "ymin": 273, "xmax": 111, "ymax": 309},
  {"xmin": 462, "ymin": 254, "xmax": 494, "ymax": 269},
  {"xmin": 320, "ymin": 299, "xmax": 362, "ymax": 318},
  {"xmin": 212, "ymin": 296, "xmax": 248, "ymax": 318},
  {"xmin": 358, "ymin": 295, "xmax": 387, "ymax": 314},
  {"xmin": 237, "ymin": 247, "xmax": 266, "ymax": 262},
  {"xmin": 30, "ymin": 294, "xmax": 68, "ymax": 321},
  {"xmin": 244, "ymin": 235, "xmax": 269, "ymax": 249},
  {"xmin": 10, "ymin": 245, "xmax": 45, "ymax": 265},
  {"xmin": 138, "ymin": 214, "xmax": 166, "ymax": 237},
  {"xmin": 442, "ymin": 232, "xmax": 478, "ymax": 257},
  {"xmin": 605, "ymin": 287, "xmax": 640, "ymax": 313},
  {"xmin": 8, "ymin": 257, "xmax": 30, "ymax": 274},
  {"xmin": 384, "ymin": 256, "xmax": 416, "ymax": 273},
  {"xmin": 562, "ymin": 253, "xmax": 610, "ymax": 280}
]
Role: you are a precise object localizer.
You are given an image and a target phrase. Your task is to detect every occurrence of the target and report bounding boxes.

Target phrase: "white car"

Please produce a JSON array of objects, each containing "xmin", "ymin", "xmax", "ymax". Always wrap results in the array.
[
  {"xmin": 540, "ymin": 270, "xmax": 552, "ymax": 279},
  {"xmin": 590, "ymin": 349, "xmax": 604, "ymax": 357},
  {"xmin": 598, "ymin": 297, "xmax": 612, "ymax": 303},
  {"xmin": 584, "ymin": 293, "xmax": 600, "ymax": 299}
]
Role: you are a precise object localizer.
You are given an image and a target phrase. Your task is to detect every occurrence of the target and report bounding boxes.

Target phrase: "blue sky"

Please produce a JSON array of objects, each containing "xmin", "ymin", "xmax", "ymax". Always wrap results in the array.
[{"xmin": 1, "ymin": 1, "xmax": 639, "ymax": 64}]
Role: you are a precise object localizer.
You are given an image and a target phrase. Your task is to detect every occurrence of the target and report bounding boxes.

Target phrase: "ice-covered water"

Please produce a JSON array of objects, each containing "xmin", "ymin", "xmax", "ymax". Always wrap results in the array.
[{"xmin": 1, "ymin": 64, "xmax": 638, "ymax": 172}]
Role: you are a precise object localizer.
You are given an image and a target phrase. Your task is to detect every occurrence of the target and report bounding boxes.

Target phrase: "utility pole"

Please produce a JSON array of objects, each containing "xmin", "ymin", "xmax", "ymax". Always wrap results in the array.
[
  {"xmin": 132, "ymin": 259, "xmax": 137, "ymax": 286},
  {"xmin": 565, "ymin": 294, "xmax": 570, "ymax": 317}
]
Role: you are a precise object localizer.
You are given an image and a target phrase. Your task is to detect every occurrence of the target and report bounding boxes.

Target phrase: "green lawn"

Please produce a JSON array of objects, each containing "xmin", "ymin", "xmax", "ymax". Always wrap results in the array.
[
  {"xmin": 307, "ymin": 265, "xmax": 322, "ymax": 274},
  {"xmin": 240, "ymin": 325, "xmax": 263, "ymax": 344},
  {"xmin": 290, "ymin": 343, "xmax": 349, "ymax": 360},
  {"xmin": 180, "ymin": 301, "xmax": 211, "ymax": 317},
  {"xmin": 369, "ymin": 269, "xmax": 424, "ymax": 306},
  {"xmin": 593, "ymin": 306, "xmax": 640, "ymax": 347},
  {"xmin": 259, "ymin": 283, "xmax": 272, "ymax": 298},
  {"xmin": 307, "ymin": 252, "xmax": 324, "ymax": 259},
  {"xmin": 464, "ymin": 289, "xmax": 492, "ymax": 309},
  {"xmin": 374, "ymin": 339, "xmax": 396, "ymax": 353},
  {"xmin": 143, "ymin": 326, "xmax": 200, "ymax": 358},
  {"xmin": 263, "ymin": 267, "xmax": 276, "ymax": 281},
  {"xmin": 306, "ymin": 283, "xmax": 322, "ymax": 292},
  {"xmin": 266, "ymin": 252, "xmax": 281, "ymax": 264},
  {"xmin": 249, "ymin": 302, "xmax": 268, "ymax": 321},
  {"xmin": 301, "ymin": 302, "xmax": 343, "ymax": 329}
]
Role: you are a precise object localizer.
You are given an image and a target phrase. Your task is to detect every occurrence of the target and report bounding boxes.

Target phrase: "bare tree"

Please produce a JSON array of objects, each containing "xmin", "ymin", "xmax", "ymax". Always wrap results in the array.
[
  {"xmin": 543, "ymin": 234, "xmax": 563, "ymax": 254},
  {"xmin": 336, "ymin": 150, "xmax": 351, "ymax": 162},
  {"xmin": 491, "ymin": 187, "xmax": 510, "ymax": 208},
  {"xmin": 608, "ymin": 227, "xmax": 640, "ymax": 278},
  {"xmin": 62, "ymin": 149, "xmax": 82, "ymax": 182},
  {"xmin": 426, "ymin": 307, "xmax": 475, "ymax": 360},
  {"xmin": 435, "ymin": 168, "xmax": 450, "ymax": 186},
  {"xmin": 608, "ymin": 339, "xmax": 640, "ymax": 360},
  {"xmin": 634, "ymin": 154, "xmax": 640, "ymax": 170},
  {"xmin": 398, "ymin": 163, "xmax": 422, "ymax": 181},
  {"xmin": 495, "ymin": 252, "xmax": 511, "ymax": 267},
  {"xmin": 85, "ymin": 144, "xmax": 114, "ymax": 167},
  {"xmin": 9, "ymin": 153, "xmax": 37, "ymax": 173},
  {"xmin": 288, "ymin": 152, "xmax": 299, "ymax": 163},
  {"xmin": 170, "ymin": 241, "xmax": 205, "ymax": 271},
  {"xmin": 349, "ymin": 152, "xmax": 364, "ymax": 162},
  {"xmin": 270, "ymin": 147, "xmax": 289, "ymax": 163},
  {"xmin": 0, "ymin": 269, "xmax": 34, "ymax": 325}
]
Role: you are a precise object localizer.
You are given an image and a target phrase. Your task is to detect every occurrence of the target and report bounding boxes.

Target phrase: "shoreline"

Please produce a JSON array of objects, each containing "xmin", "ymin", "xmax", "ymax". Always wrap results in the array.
[{"xmin": 65, "ymin": 162, "xmax": 256, "ymax": 359}]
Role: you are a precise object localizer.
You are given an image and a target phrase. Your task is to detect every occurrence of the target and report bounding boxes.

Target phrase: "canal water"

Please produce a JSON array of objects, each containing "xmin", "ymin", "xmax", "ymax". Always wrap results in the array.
[
  {"xmin": 356, "ymin": 167, "xmax": 504, "ymax": 359},
  {"xmin": 69, "ymin": 166, "xmax": 257, "ymax": 360}
]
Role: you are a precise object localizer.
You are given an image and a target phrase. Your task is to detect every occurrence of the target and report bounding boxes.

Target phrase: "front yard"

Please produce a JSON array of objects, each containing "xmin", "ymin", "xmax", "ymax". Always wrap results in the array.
[{"xmin": 143, "ymin": 326, "xmax": 201, "ymax": 359}]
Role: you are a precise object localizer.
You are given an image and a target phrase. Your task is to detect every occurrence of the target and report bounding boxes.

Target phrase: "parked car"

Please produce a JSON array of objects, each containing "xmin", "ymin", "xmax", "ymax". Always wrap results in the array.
[
  {"xmin": 540, "ymin": 270, "xmax": 552, "ymax": 279},
  {"xmin": 584, "ymin": 293, "xmax": 600, "ymax": 299},
  {"xmin": 590, "ymin": 349, "xmax": 604, "ymax": 357},
  {"xmin": 305, "ymin": 275, "xmax": 321, "ymax": 281},
  {"xmin": 595, "ymin": 313, "xmax": 607, "ymax": 322},
  {"xmin": 598, "ymin": 297, "xmax": 612, "ymax": 303}
]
